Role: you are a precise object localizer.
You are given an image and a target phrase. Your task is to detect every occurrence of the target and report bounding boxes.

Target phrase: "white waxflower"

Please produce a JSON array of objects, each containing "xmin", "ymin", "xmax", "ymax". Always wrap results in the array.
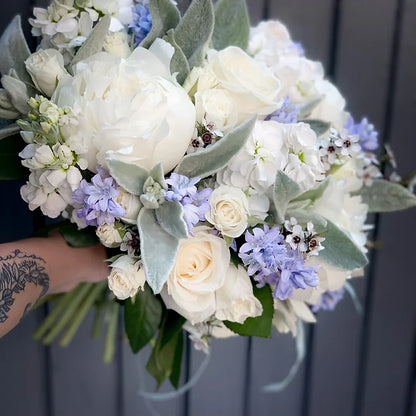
[{"xmin": 108, "ymin": 255, "xmax": 146, "ymax": 300}]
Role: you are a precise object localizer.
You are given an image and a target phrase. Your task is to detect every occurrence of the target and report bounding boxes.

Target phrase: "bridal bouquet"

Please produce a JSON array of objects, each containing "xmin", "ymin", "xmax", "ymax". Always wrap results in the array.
[{"xmin": 0, "ymin": 0, "xmax": 415, "ymax": 387}]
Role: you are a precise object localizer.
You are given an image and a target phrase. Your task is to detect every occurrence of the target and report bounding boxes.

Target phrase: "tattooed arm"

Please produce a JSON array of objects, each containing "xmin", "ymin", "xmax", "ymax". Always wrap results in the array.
[{"xmin": 0, "ymin": 232, "xmax": 108, "ymax": 337}]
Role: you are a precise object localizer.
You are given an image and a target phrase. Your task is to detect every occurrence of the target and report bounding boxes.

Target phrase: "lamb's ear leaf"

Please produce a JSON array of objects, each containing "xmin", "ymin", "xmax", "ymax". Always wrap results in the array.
[
  {"xmin": 72, "ymin": 14, "xmax": 111, "ymax": 67},
  {"xmin": 140, "ymin": 0, "xmax": 181, "ymax": 49},
  {"xmin": 273, "ymin": 171, "xmax": 302, "ymax": 224},
  {"xmin": 212, "ymin": 0, "xmax": 250, "ymax": 51},
  {"xmin": 138, "ymin": 209, "xmax": 179, "ymax": 294},
  {"xmin": 176, "ymin": 115, "xmax": 256, "ymax": 178}
]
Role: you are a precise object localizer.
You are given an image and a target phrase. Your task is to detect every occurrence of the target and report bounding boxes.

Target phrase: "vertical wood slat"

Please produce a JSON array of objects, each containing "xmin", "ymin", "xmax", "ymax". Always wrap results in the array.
[
  {"xmin": 306, "ymin": 1, "xmax": 399, "ymax": 416},
  {"xmin": 359, "ymin": 0, "xmax": 416, "ymax": 414}
]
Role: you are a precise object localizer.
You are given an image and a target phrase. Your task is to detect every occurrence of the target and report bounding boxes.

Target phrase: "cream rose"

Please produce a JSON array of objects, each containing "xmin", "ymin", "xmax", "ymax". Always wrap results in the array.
[
  {"xmin": 55, "ymin": 39, "xmax": 195, "ymax": 173},
  {"xmin": 206, "ymin": 185, "xmax": 249, "ymax": 238},
  {"xmin": 108, "ymin": 255, "xmax": 145, "ymax": 300},
  {"xmin": 25, "ymin": 49, "xmax": 68, "ymax": 97},
  {"xmin": 215, "ymin": 265, "xmax": 263, "ymax": 324},
  {"xmin": 114, "ymin": 187, "xmax": 142, "ymax": 224},
  {"xmin": 161, "ymin": 227, "xmax": 230, "ymax": 324},
  {"xmin": 96, "ymin": 223, "xmax": 123, "ymax": 248}
]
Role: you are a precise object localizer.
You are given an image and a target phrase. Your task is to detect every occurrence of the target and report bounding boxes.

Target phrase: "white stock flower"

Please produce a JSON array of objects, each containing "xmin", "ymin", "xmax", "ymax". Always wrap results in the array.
[
  {"xmin": 55, "ymin": 39, "xmax": 195, "ymax": 173},
  {"xmin": 206, "ymin": 185, "xmax": 249, "ymax": 238},
  {"xmin": 114, "ymin": 187, "xmax": 142, "ymax": 224},
  {"xmin": 215, "ymin": 265, "xmax": 262, "ymax": 324},
  {"xmin": 249, "ymin": 20, "xmax": 299, "ymax": 65},
  {"xmin": 96, "ymin": 223, "xmax": 123, "ymax": 247},
  {"xmin": 108, "ymin": 255, "xmax": 146, "ymax": 300},
  {"xmin": 161, "ymin": 227, "xmax": 230, "ymax": 324},
  {"xmin": 25, "ymin": 49, "xmax": 68, "ymax": 97}
]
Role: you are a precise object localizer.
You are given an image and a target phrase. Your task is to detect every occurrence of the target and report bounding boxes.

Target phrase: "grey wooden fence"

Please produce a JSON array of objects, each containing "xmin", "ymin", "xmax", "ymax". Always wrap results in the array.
[{"xmin": 0, "ymin": 0, "xmax": 415, "ymax": 415}]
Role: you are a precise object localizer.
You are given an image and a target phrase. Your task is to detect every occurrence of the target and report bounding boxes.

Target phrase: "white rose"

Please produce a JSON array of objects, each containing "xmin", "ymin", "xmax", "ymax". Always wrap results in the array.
[
  {"xmin": 114, "ymin": 187, "xmax": 142, "ymax": 224},
  {"xmin": 103, "ymin": 31, "xmax": 130, "ymax": 58},
  {"xmin": 194, "ymin": 89, "xmax": 238, "ymax": 133},
  {"xmin": 161, "ymin": 227, "xmax": 230, "ymax": 324},
  {"xmin": 206, "ymin": 185, "xmax": 249, "ymax": 238},
  {"xmin": 215, "ymin": 265, "xmax": 263, "ymax": 324},
  {"xmin": 108, "ymin": 255, "xmax": 146, "ymax": 300},
  {"xmin": 204, "ymin": 46, "xmax": 281, "ymax": 119},
  {"xmin": 25, "ymin": 49, "xmax": 68, "ymax": 97},
  {"xmin": 55, "ymin": 39, "xmax": 195, "ymax": 173},
  {"xmin": 96, "ymin": 223, "xmax": 123, "ymax": 248}
]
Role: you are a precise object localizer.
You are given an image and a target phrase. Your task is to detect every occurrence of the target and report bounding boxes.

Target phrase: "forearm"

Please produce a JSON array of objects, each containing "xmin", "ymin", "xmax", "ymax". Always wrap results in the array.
[{"xmin": 0, "ymin": 233, "xmax": 108, "ymax": 338}]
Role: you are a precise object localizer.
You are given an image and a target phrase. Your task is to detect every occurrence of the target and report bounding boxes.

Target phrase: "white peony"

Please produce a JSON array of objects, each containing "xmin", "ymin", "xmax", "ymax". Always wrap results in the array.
[
  {"xmin": 205, "ymin": 185, "xmax": 250, "ymax": 238},
  {"xmin": 161, "ymin": 227, "xmax": 230, "ymax": 324},
  {"xmin": 108, "ymin": 255, "xmax": 145, "ymax": 300},
  {"xmin": 25, "ymin": 49, "xmax": 68, "ymax": 97},
  {"xmin": 55, "ymin": 39, "xmax": 196, "ymax": 173},
  {"xmin": 215, "ymin": 265, "xmax": 263, "ymax": 324},
  {"xmin": 96, "ymin": 223, "xmax": 123, "ymax": 248}
]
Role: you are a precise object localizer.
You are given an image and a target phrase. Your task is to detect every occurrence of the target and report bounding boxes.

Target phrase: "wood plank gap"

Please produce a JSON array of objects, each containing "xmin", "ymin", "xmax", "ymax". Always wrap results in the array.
[
  {"xmin": 43, "ymin": 304, "xmax": 54, "ymax": 416},
  {"xmin": 243, "ymin": 337, "xmax": 252, "ymax": 416},
  {"xmin": 404, "ymin": 328, "xmax": 416, "ymax": 416},
  {"xmin": 327, "ymin": 0, "xmax": 343, "ymax": 78},
  {"xmin": 117, "ymin": 312, "xmax": 125, "ymax": 416},
  {"xmin": 301, "ymin": 325, "xmax": 314, "ymax": 416},
  {"xmin": 262, "ymin": 0, "xmax": 270, "ymax": 20}
]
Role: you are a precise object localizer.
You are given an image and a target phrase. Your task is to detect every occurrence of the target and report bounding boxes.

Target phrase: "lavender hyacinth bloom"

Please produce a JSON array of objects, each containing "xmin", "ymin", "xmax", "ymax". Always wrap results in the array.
[
  {"xmin": 311, "ymin": 288, "xmax": 345, "ymax": 312},
  {"xmin": 345, "ymin": 115, "xmax": 379, "ymax": 151},
  {"xmin": 265, "ymin": 96, "xmax": 299, "ymax": 124},
  {"xmin": 239, "ymin": 225, "xmax": 319, "ymax": 300},
  {"xmin": 73, "ymin": 168, "xmax": 125, "ymax": 226},
  {"xmin": 129, "ymin": 4, "xmax": 152, "ymax": 48},
  {"xmin": 165, "ymin": 173, "xmax": 212, "ymax": 233}
]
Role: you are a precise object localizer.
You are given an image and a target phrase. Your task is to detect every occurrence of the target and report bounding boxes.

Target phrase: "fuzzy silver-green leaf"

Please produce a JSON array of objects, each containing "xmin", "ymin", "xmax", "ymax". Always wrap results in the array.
[
  {"xmin": 356, "ymin": 179, "xmax": 416, "ymax": 212},
  {"xmin": 138, "ymin": 209, "xmax": 179, "ymax": 294},
  {"xmin": 273, "ymin": 171, "xmax": 302, "ymax": 224},
  {"xmin": 106, "ymin": 158, "xmax": 149, "ymax": 195},
  {"xmin": 156, "ymin": 201, "xmax": 188, "ymax": 239},
  {"xmin": 164, "ymin": 29, "xmax": 190, "ymax": 85},
  {"xmin": 212, "ymin": 0, "xmax": 250, "ymax": 51},
  {"xmin": 176, "ymin": 115, "xmax": 256, "ymax": 178},
  {"xmin": 301, "ymin": 119, "xmax": 330, "ymax": 137}
]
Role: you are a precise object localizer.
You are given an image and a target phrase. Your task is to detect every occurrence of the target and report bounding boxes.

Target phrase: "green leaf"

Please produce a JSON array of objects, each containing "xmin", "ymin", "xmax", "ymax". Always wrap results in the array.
[
  {"xmin": 315, "ymin": 215, "xmax": 368, "ymax": 270},
  {"xmin": 355, "ymin": 179, "xmax": 416, "ymax": 212},
  {"xmin": 301, "ymin": 119, "xmax": 330, "ymax": 137},
  {"xmin": 0, "ymin": 134, "xmax": 26, "ymax": 180},
  {"xmin": 173, "ymin": 0, "xmax": 215, "ymax": 68},
  {"xmin": 149, "ymin": 162, "xmax": 165, "ymax": 186},
  {"xmin": 72, "ymin": 14, "xmax": 111, "ymax": 67},
  {"xmin": 1, "ymin": 74, "xmax": 30, "ymax": 114},
  {"xmin": 146, "ymin": 310, "xmax": 185, "ymax": 387},
  {"xmin": 224, "ymin": 284, "xmax": 273, "ymax": 338},
  {"xmin": 0, "ymin": 16, "xmax": 31, "ymax": 83},
  {"xmin": 124, "ymin": 284, "xmax": 163, "ymax": 353},
  {"xmin": 163, "ymin": 29, "xmax": 190, "ymax": 85},
  {"xmin": 212, "ymin": 0, "xmax": 250, "ymax": 51},
  {"xmin": 176, "ymin": 115, "xmax": 256, "ymax": 178},
  {"xmin": 292, "ymin": 178, "xmax": 329, "ymax": 204},
  {"xmin": 138, "ymin": 209, "xmax": 179, "ymax": 294},
  {"xmin": 273, "ymin": 171, "xmax": 302, "ymax": 224},
  {"xmin": 140, "ymin": 0, "xmax": 181, "ymax": 49},
  {"xmin": 169, "ymin": 329, "xmax": 184, "ymax": 388},
  {"xmin": 156, "ymin": 201, "xmax": 188, "ymax": 239},
  {"xmin": 106, "ymin": 158, "xmax": 149, "ymax": 195},
  {"xmin": 160, "ymin": 310, "xmax": 186, "ymax": 349}
]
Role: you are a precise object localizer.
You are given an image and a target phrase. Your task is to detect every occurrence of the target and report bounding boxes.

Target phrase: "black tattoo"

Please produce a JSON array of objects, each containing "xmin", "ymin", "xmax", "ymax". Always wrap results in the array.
[{"xmin": 0, "ymin": 250, "xmax": 49, "ymax": 323}]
